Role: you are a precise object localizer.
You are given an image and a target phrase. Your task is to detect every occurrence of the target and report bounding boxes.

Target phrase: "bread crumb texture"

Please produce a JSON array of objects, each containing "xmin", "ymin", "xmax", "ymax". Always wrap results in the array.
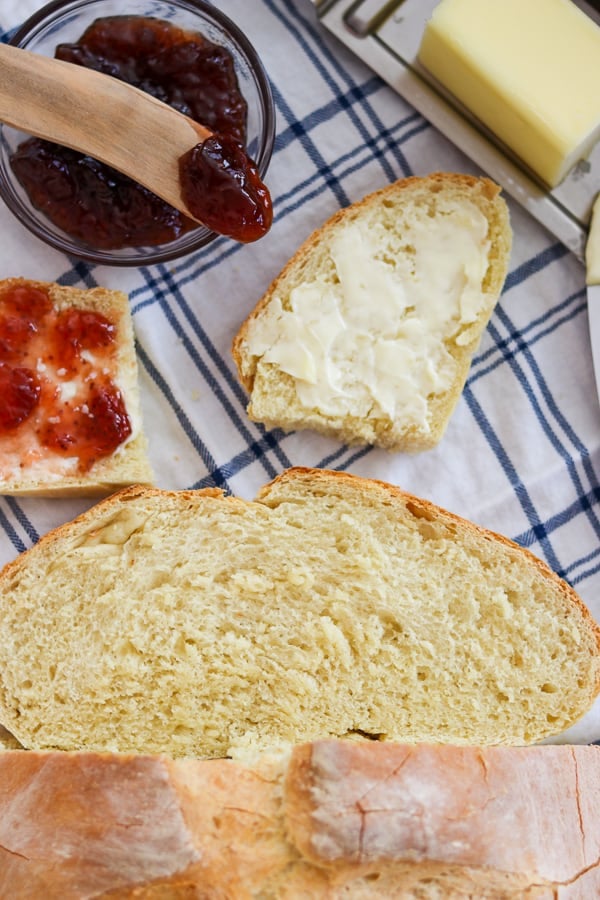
[
  {"xmin": 233, "ymin": 173, "xmax": 512, "ymax": 451},
  {"xmin": 0, "ymin": 468, "xmax": 597, "ymax": 758}
]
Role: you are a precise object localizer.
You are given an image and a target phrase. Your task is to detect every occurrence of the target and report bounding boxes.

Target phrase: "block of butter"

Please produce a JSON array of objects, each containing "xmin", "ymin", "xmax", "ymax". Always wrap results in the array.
[{"xmin": 418, "ymin": 0, "xmax": 600, "ymax": 188}]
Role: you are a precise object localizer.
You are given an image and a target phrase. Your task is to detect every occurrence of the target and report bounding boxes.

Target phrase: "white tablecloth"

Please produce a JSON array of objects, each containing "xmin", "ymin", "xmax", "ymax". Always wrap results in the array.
[{"xmin": 1, "ymin": 0, "xmax": 599, "ymax": 743}]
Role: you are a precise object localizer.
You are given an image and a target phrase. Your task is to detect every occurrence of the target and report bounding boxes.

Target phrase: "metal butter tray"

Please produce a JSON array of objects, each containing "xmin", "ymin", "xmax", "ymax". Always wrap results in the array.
[{"xmin": 312, "ymin": 0, "xmax": 600, "ymax": 263}]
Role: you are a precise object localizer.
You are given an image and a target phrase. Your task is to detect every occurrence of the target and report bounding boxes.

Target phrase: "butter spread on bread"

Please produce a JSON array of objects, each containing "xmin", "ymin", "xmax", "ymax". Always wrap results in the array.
[
  {"xmin": 0, "ymin": 467, "xmax": 597, "ymax": 758},
  {"xmin": 233, "ymin": 173, "xmax": 511, "ymax": 451},
  {"xmin": 0, "ymin": 741, "xmax": 599, "ymax": 897}
]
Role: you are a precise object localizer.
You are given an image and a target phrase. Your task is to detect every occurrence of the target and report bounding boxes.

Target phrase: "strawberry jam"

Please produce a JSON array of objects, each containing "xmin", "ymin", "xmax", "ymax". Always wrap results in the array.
[
  {"xmin": 39, "ymin": 378, "xmax": 131, "ymax": 462},
  {"xmin": 10, "ymin": 16, "xmax": 272, "ymax": 248},
  {"xmin": 0, "ymin": 282, "xmax": 131, "ymax": 474},
  {"xmin": 0, "ymin": 365, "xmax": 42, "ymax": 431},
  {"xmin": 179, "ymin": 133, "xmax": 273, "ymax": 242}
]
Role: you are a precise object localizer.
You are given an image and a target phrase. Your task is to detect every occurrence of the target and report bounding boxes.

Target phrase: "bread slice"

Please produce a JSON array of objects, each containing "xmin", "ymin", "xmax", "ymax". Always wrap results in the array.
[
  {"xmin": 0, "ymin": 741, "xmax": 599, "ymax": 897},
  {"xmin": 0, "ymin": 467, "xmax": 597, "ymax": 758},
  {"xmin": 232, "ymin": 172, "xmax": 511, "ymax": 451},
  {"xmin": 0, "ymin": 277, "xmax": 153, "ymax": 496}
]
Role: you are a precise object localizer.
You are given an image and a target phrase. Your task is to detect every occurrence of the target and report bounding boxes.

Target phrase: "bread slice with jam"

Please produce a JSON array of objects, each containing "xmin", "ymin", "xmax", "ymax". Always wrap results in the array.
[{"xmin": 0, "ymin": 277, "xmax": 153, "ymax": 496}]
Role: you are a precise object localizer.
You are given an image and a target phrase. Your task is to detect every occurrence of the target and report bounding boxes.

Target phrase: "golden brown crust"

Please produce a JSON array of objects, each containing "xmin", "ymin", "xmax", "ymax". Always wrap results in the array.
[
  {"xmin": 0, "ymin": 723, "xmax": 21, "ymax": 749},
  {"xmin": 0, "ymin": 277, "xmax": 153, "ymax": 497},
  {"xmin": 0, "ymin": 750, "xmax": 201, "ymax": 897},
  {"xmin": 284, "ymin": 741, "xmax": 600, "ymax": 890},
  {"xmin": 0, "ymin": 742, "xmax": 599, "ymax": 898}
]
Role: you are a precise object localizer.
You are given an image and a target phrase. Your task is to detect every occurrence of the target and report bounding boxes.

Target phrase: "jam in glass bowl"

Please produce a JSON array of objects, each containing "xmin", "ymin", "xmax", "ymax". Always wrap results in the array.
[{"xmin": 0, "ymin": 0, "xmax": 275, "ymax": 266}]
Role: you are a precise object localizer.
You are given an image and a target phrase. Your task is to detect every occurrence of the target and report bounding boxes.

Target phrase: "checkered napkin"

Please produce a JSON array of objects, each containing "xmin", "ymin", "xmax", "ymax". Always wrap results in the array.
[{"xmin": 1, "ymin": 0, "xmax": 599, "ymax": 742}]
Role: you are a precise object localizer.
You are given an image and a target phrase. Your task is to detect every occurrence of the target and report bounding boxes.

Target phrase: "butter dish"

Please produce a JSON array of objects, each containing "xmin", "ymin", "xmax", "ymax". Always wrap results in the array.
[
  {"xmin": 312, "ymin": 0, "xmax": 600, "ymax": 261},
  {"xmin": 418, "ymin": 0, "xmax": 600, "ymax": 190}
]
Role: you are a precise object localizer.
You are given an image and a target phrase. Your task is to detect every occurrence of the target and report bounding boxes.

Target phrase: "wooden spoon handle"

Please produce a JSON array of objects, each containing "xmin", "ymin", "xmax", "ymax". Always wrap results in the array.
[{"xmin": 0, "ymin": 43, "xmax": 212, "ymax": 220}]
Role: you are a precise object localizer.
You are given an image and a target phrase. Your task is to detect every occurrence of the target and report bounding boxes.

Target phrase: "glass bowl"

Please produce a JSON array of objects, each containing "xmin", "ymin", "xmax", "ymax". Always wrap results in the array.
[{"xmin": 0, "ymin": 0, "xmax": 275, "ymax": 266}]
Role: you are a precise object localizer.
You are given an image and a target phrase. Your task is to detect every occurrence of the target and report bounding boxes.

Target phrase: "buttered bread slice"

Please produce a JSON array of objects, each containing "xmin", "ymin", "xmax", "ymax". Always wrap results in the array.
[
  {"xmin": 232, "ymin": 173, "xmax": 511, "ymax": 451},
  {"xmin": 0, "ymin": 467, "xmax": 597, "ymax": 758}
]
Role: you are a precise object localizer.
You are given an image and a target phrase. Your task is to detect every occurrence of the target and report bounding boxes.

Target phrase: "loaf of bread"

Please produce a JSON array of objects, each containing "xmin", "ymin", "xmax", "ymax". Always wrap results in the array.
[
  {"xmin": 0, "ymin": 277, "xmax": 153, "ymax": 495},
  {"xmin": 232, "ymin": 173, "xmax": 512, "ymax": 451},
  {"xmin": 0, "ymin": 467, "xmax": 597, "ymax": 757},
  {"xmin": 0, "ymin": 740, "xmax": 598, "ymax": 898}
]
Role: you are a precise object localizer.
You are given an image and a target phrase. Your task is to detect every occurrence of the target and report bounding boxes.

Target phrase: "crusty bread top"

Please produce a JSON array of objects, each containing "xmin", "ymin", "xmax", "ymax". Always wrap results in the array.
[
  {"xmin": 0, "ymin": 467, "xmax": 597, "ymax": 758},
  {"xmin": 0, "ymin": 277, "xmax": 153, "ymax": 496},
  {"xmin": 285, "ymin": 741, "xmax": 600, "ymax": 891},
  {"xmin": 0, "ymin": 741, "xmax": 599, "ymax": 898},
  {"xmin": 232, "ymin": 173, "xmax": 512, "ymax": 452}
]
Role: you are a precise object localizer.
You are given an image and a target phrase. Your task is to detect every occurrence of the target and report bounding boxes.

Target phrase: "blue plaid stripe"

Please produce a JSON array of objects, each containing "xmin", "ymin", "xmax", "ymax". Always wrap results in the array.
[
  {"xmin": 0, "ymin": 503, "xmax": 31, "ymax": 556},
  {"xmin": 465, "ymin": 244, "xmax": 600, "ymax": 579},
  {"xmin": 1, "ymin": 0, "xmax": 599, "ymax": 740}
]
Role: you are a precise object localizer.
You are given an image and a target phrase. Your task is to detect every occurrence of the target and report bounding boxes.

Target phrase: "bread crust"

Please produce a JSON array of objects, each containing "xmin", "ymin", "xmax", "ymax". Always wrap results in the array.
[
  {"xmin": 0, "ymin": 741, "xmax": 598, "ymax": 898},
  {"xmin": 0, "ymin": 277, "xmax": 153, "ymax": 496},
  {"xmin": 0, "ymin": 723, "xmax": 21, "ymax": 749},
  {"xmin": 232, "ymin": 173, "xmax": 512, "ymax": 452}
]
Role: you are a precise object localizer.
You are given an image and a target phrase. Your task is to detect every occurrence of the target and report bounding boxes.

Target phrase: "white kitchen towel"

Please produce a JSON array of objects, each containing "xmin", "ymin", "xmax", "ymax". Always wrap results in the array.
[{"xmin": 1, "ymin": 0, "xmax": 599, "ymax": 742}]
